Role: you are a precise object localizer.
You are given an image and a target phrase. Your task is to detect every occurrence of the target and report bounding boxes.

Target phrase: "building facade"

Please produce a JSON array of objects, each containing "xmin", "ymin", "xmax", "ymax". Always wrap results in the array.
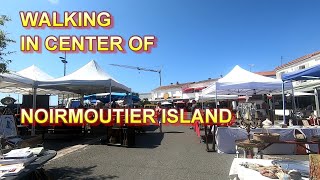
[
  {"xmin": 150, "ymin": 70, "xmax": 277, "ymax": 102},
  {"xmin": 275, "ymin": 51, "xmax": 320, "ymax": 91},
  {"xmin": 139, "ymin": 93, "xmax": 152, "ymax": 101},
  {"xmin": 151, "ymin": 79, "xmax": 217, "ymax": 102}
]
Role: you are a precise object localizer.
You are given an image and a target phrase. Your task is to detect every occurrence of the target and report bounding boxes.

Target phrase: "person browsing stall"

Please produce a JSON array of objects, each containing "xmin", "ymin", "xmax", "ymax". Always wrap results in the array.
[{"xmin": 155, "ymin": 102, "xmax": 163, "ymax": 133}]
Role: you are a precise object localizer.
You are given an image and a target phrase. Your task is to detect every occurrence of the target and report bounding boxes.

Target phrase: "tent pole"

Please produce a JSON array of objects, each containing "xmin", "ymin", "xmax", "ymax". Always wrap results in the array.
[
  {"xmin": 282, "ymin": 81, "xmax": 286, "ymax": 124},
  {"xmin": 130, "ymin": 89, "xmax": 133, "ymax": 108},
  {"xmin": 314, "ymin": 88, "xmax": 320, "ymax": 118},
  {"xmin": 200, "ymin": 96, "xmax": 203, "ymax": 109},
  {"xmin": 215, "ymin": 89, "xmax": 218, "ymax": 108},
  {"xmin": 211, "ymin": 84, "xmax": 218, "ymax": 152},
  {"xmin": 291, "ymin": 84, "xmax": 296, "ymax": 124},
  {"xmin": 109, "ymin": 86, "xmax": 112, "ymax": 104},
  {"xmin": 31, "ymin": 87, "xmax": 37, "ymax": 136}
]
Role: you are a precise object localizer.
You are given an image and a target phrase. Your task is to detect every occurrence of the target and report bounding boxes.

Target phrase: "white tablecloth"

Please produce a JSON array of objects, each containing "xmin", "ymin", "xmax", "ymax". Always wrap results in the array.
[
  {"xmin": 216, "ymin": 127, "xmax": 320, "ymax": 154},
  {"xmin": 229, "ymin": 158, "xmax": 309, "ymax": 180}
]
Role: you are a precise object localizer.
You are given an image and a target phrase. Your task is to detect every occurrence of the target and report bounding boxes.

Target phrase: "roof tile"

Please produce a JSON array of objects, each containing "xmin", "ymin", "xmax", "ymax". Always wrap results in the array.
[{"xmin": 275, "ymin": 51, "xmax": 320, "ymax": 71}]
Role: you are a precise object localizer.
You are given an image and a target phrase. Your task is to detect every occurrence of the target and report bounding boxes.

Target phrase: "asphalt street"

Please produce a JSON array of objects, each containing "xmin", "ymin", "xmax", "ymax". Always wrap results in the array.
[
  {"xmin": 44, "ymin": 125, "xmax": 235, "ymax": 180},
  {"xmin": 43, "ymin": 125, "xmax": 309, "ymax": 180}
]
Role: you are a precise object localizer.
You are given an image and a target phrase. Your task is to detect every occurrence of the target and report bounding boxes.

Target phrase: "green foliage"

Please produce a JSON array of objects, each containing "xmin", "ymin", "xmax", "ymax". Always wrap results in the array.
[{"xmin": 0, "ymin": 15, "xmax": 15, "ymax": 73}]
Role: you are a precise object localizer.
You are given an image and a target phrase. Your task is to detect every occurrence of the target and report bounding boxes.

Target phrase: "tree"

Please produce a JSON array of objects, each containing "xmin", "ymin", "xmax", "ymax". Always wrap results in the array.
[{"xmin": 0, "ymin": 15, "xmax": 15, "ymax": 73}]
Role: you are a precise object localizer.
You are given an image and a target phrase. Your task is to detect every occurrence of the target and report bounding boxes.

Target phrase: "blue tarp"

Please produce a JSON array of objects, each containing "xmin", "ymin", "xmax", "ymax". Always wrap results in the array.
[
  {"xmin": 282, "ymin": 64, "xmax": 320, "ymax": 81},
  {"xmin": 84, "ymin": 93, "xmax": 140, "ymax": 103}
]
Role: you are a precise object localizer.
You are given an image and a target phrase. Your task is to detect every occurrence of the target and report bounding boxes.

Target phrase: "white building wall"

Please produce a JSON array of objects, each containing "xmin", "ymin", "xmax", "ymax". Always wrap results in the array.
[
  {"xmin": 151, "ymin": 88, "xmax": 183, "ymax": 100},
  {"xmin": 275, "ymin": 54, "xmax": 320, "ymax": 91}
]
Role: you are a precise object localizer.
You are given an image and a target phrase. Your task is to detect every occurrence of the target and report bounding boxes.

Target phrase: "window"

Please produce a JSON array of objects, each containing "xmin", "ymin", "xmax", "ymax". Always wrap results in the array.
[{"xmin": 299, "ymin": 65, "xmax": 306, "ymax": 70}]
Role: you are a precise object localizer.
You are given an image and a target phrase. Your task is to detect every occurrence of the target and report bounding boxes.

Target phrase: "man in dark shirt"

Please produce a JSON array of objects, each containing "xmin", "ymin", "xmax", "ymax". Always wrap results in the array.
[
  {"xmin": 111, "ymin": 100, "xmax": 117, "ymax": 108},
  {"xmin": 190, "ymin": 100, "xmax": 198, "ymax": 129},
  {"xmin": 191, "ymin": 100, "xmax": 198, "ymax": 114}
]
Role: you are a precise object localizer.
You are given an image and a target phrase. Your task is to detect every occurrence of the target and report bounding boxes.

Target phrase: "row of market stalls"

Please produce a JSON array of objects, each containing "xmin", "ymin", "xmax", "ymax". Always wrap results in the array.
[
  {"xmin": 0, "ymin": 60, "xmax": 134, "ymax": 178},
  {"xmin": 200, "ymin": 65, "xmax": 293, "ymax": 122},
  {"xmin": 0, "ymin": 60, "xmax": 131, "ymax": 135},
  {"xmin": 207, "ymin": 66, "xmax": 320, "ymax": 179},
  {"xmin": 196, "ymin": 64, "xmax": 320, "ymax": 156},
  {"xmin": 200, "ymin": 64, "xmax": 320, "ymax": 122}
]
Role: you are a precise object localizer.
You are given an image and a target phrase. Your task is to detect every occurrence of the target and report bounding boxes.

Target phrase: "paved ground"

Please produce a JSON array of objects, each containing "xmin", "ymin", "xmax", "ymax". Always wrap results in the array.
[{"xmin": 43, "ymin": 125, "xmax": 309, "ymax": 180}]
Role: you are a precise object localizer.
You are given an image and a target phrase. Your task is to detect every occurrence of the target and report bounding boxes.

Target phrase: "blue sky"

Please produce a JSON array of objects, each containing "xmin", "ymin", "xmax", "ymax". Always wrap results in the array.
[{"xmin": 1, "ymin": 0, "xmax": 320, "ymax": 105}]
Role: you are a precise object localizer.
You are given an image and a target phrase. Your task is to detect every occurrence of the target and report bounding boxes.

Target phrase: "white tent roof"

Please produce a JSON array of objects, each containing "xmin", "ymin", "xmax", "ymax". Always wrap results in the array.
[
  {"xmin": 202, "ymin": 65, "xmax": 292, "ymax": 95},
  {"xmin": 17, "ymin": 65, "xmax": 54, "ymax": 81},
  {"xmin": 0, "ymin": 72, "xmax": 34, "ymax": 93},
  {"xmin": 6, "ymin": 65, "xmax": 70, "ymax": 95},
  {"xmin": 197, "ymin": 94, "xmax": 238, "ymax": 101},
  {"xmin": 38, "ymin": 60, "xmax": 131, "ymax": 94}
]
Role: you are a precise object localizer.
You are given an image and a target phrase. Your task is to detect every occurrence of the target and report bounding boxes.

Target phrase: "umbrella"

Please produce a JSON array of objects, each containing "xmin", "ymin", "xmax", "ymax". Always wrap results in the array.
[
  {"xmin": 1, "ymin": 97, "xmax": 16, "ymax": 105},
  {"xmin": 174, "ymin": 101, "xmax": 185, "ymax": 104},
  {"xmin": 161, "ymin": 101, "xmax": 172, "ymax": 105}
]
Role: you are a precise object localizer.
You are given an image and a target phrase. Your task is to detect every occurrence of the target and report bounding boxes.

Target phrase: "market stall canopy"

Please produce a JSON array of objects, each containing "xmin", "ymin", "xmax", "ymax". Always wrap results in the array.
[
  {"xmin": 14, "ymin": 65, "xmax": 71, "ymax": 95},
  {"xmin": 38, "ymin": 60, "xmax": 131, "ymax": 94},
  {"xmin": 202, "ymin": 65, "xmax": 292, "ymax": 95},
  {"xmin": 198, "ymin": 94, "xmax": 238, "ymax": 101},
  {"xmin": 282, "ymin": 64, "xmax": 320, "ymax": 81},
  {"xmin": 18, "ymin": 65, "xmax": 54, "ymax": 81},
  {"xmin": 0, "ymin": 71, "xmax": 35, "ymax": 93},
  {"xmin": 201, "ymin": 84, "xmax": 216, "ymax": 96}
]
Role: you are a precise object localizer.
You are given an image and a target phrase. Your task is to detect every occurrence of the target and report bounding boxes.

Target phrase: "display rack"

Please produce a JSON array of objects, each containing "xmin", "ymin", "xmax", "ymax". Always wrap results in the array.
[{"xmin": 106, "ymin": 125, "xmax": 135, "ymax": 147}]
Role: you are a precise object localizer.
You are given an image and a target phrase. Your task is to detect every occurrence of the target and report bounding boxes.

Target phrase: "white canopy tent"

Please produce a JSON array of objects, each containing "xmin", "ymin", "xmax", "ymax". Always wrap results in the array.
[
  {"xmin": 0, "ymin": 61, "xmax": 131, "ymax": 135},
  {"xmin": 202, "ymin": 65, "xmax": 293, "ymax": 124},
  {"xmin": 11, "ymin": 65, "xmax": 71, "ymax": 95},
  {"xmin": 202, "ymin": 65, "xmax": 292, "ymax": 95},
  {"xmin": 18, "ymin": 65, "xmax": 54, "ymax": 81},
  {"xmin": 0, "ymin": 72, "xmax": 34, "ymax": 92},
  {"xmin": 38, "ymin": 60, "xmax": 131, "ymax": 101},
  {"xmin": 197, "ymin": 94, "xmax": 238, "ymax": 101}
]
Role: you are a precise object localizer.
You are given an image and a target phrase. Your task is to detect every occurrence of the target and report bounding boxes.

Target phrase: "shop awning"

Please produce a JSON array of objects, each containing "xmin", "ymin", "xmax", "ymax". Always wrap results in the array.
[{"xmin": 282, "ymin": 64, "xmax": 320, "ymax": 81}]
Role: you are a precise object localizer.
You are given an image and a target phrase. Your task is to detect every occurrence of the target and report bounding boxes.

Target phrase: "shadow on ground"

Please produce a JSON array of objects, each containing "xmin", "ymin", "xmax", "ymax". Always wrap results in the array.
[
  {"xmin": 46, "ymin": 165, "xmax": 118, "ymax": 180},
  {"xmin": 130, "ymin": 125, "xmax": 164, "ymax": 149},
  {"xmin": 133, "ymin": 132, "xmax": 164, "ymax": 149},
  {"xmin": 43, "ymin": 126, "xmax": 108, "ymax": 151}
]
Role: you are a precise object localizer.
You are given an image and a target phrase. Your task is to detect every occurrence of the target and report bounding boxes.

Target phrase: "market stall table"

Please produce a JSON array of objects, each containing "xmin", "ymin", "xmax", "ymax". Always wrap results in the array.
[
  {"xmin": 259, "ymin": 140, "xmax": 320, "ymax": 154},
  {"xmin": 216, "ymin": 127, "xmax": 320, "ymax": 154},
  {"xmin": 4, "ymin": 149, "xmax": 56, "ymax": 179},
  {"xmin": 229, "ymin": 158, "xmax": 309, "ymax": 180}
]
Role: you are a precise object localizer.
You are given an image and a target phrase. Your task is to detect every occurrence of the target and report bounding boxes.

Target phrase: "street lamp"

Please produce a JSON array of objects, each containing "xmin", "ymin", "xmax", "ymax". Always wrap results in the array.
[
  {"xmin": 249, "ymin": 64, "xmax": 254, "ymax": 72},
  {"xmin": 59, "ymin": 51, "xmax": 68, "ymax": 76},
  {"xmin": 59, "ymin": 52, "xmax": 68, "ymax": 106}
]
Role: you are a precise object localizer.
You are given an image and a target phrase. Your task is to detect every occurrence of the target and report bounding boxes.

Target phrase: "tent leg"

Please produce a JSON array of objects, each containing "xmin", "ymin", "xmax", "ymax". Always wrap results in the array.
[
  {"xmin": 201, "ymin": 96, "xmax": 203, "ymax": 109},
  {"xmin": 109, "ymin": 86, "xmax": 112, "ymax": 104},
  {"xmin": 31, "ymin": 87, "xmax": 37, "ymax": 136},
  {"xmin": 282, "ymin": 81, "xmax": 286, "ymax": 124},
  {"xmin": 291, "ymin": 87, "xmax": 296, "ymax": 124},
  {"xmin": 210, "ymin": 85, "xmax": 218, "ymax": 152},
  {"xmin": 314, "ymin": 88, "xmax": 320, "ymax": 118},
  {"xmin": 130, "ymin": 90, "xmax": 133, "ymax": 108}
]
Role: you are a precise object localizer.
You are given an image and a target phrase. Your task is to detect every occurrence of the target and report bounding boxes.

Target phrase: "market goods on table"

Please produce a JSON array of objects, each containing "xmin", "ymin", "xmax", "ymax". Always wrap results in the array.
[{"xmin": 240, "ymin": 162, "xmax": 304, "ymax": 179}]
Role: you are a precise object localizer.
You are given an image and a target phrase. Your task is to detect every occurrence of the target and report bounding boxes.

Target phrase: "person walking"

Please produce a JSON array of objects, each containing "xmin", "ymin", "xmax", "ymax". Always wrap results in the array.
[
  {"xmin": 190, "ymin": 100, "xmax": 198, "ymax": 129},
  {"xmin": 156, "ymin": 102, "xmax": 162, "ymax": 133}
]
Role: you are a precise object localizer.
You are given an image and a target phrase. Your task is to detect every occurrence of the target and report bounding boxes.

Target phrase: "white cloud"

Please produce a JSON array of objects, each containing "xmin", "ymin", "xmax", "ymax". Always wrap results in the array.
[{"xmin": 48, "ymin": 0, "xmax": 59, "ymax": 4}]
